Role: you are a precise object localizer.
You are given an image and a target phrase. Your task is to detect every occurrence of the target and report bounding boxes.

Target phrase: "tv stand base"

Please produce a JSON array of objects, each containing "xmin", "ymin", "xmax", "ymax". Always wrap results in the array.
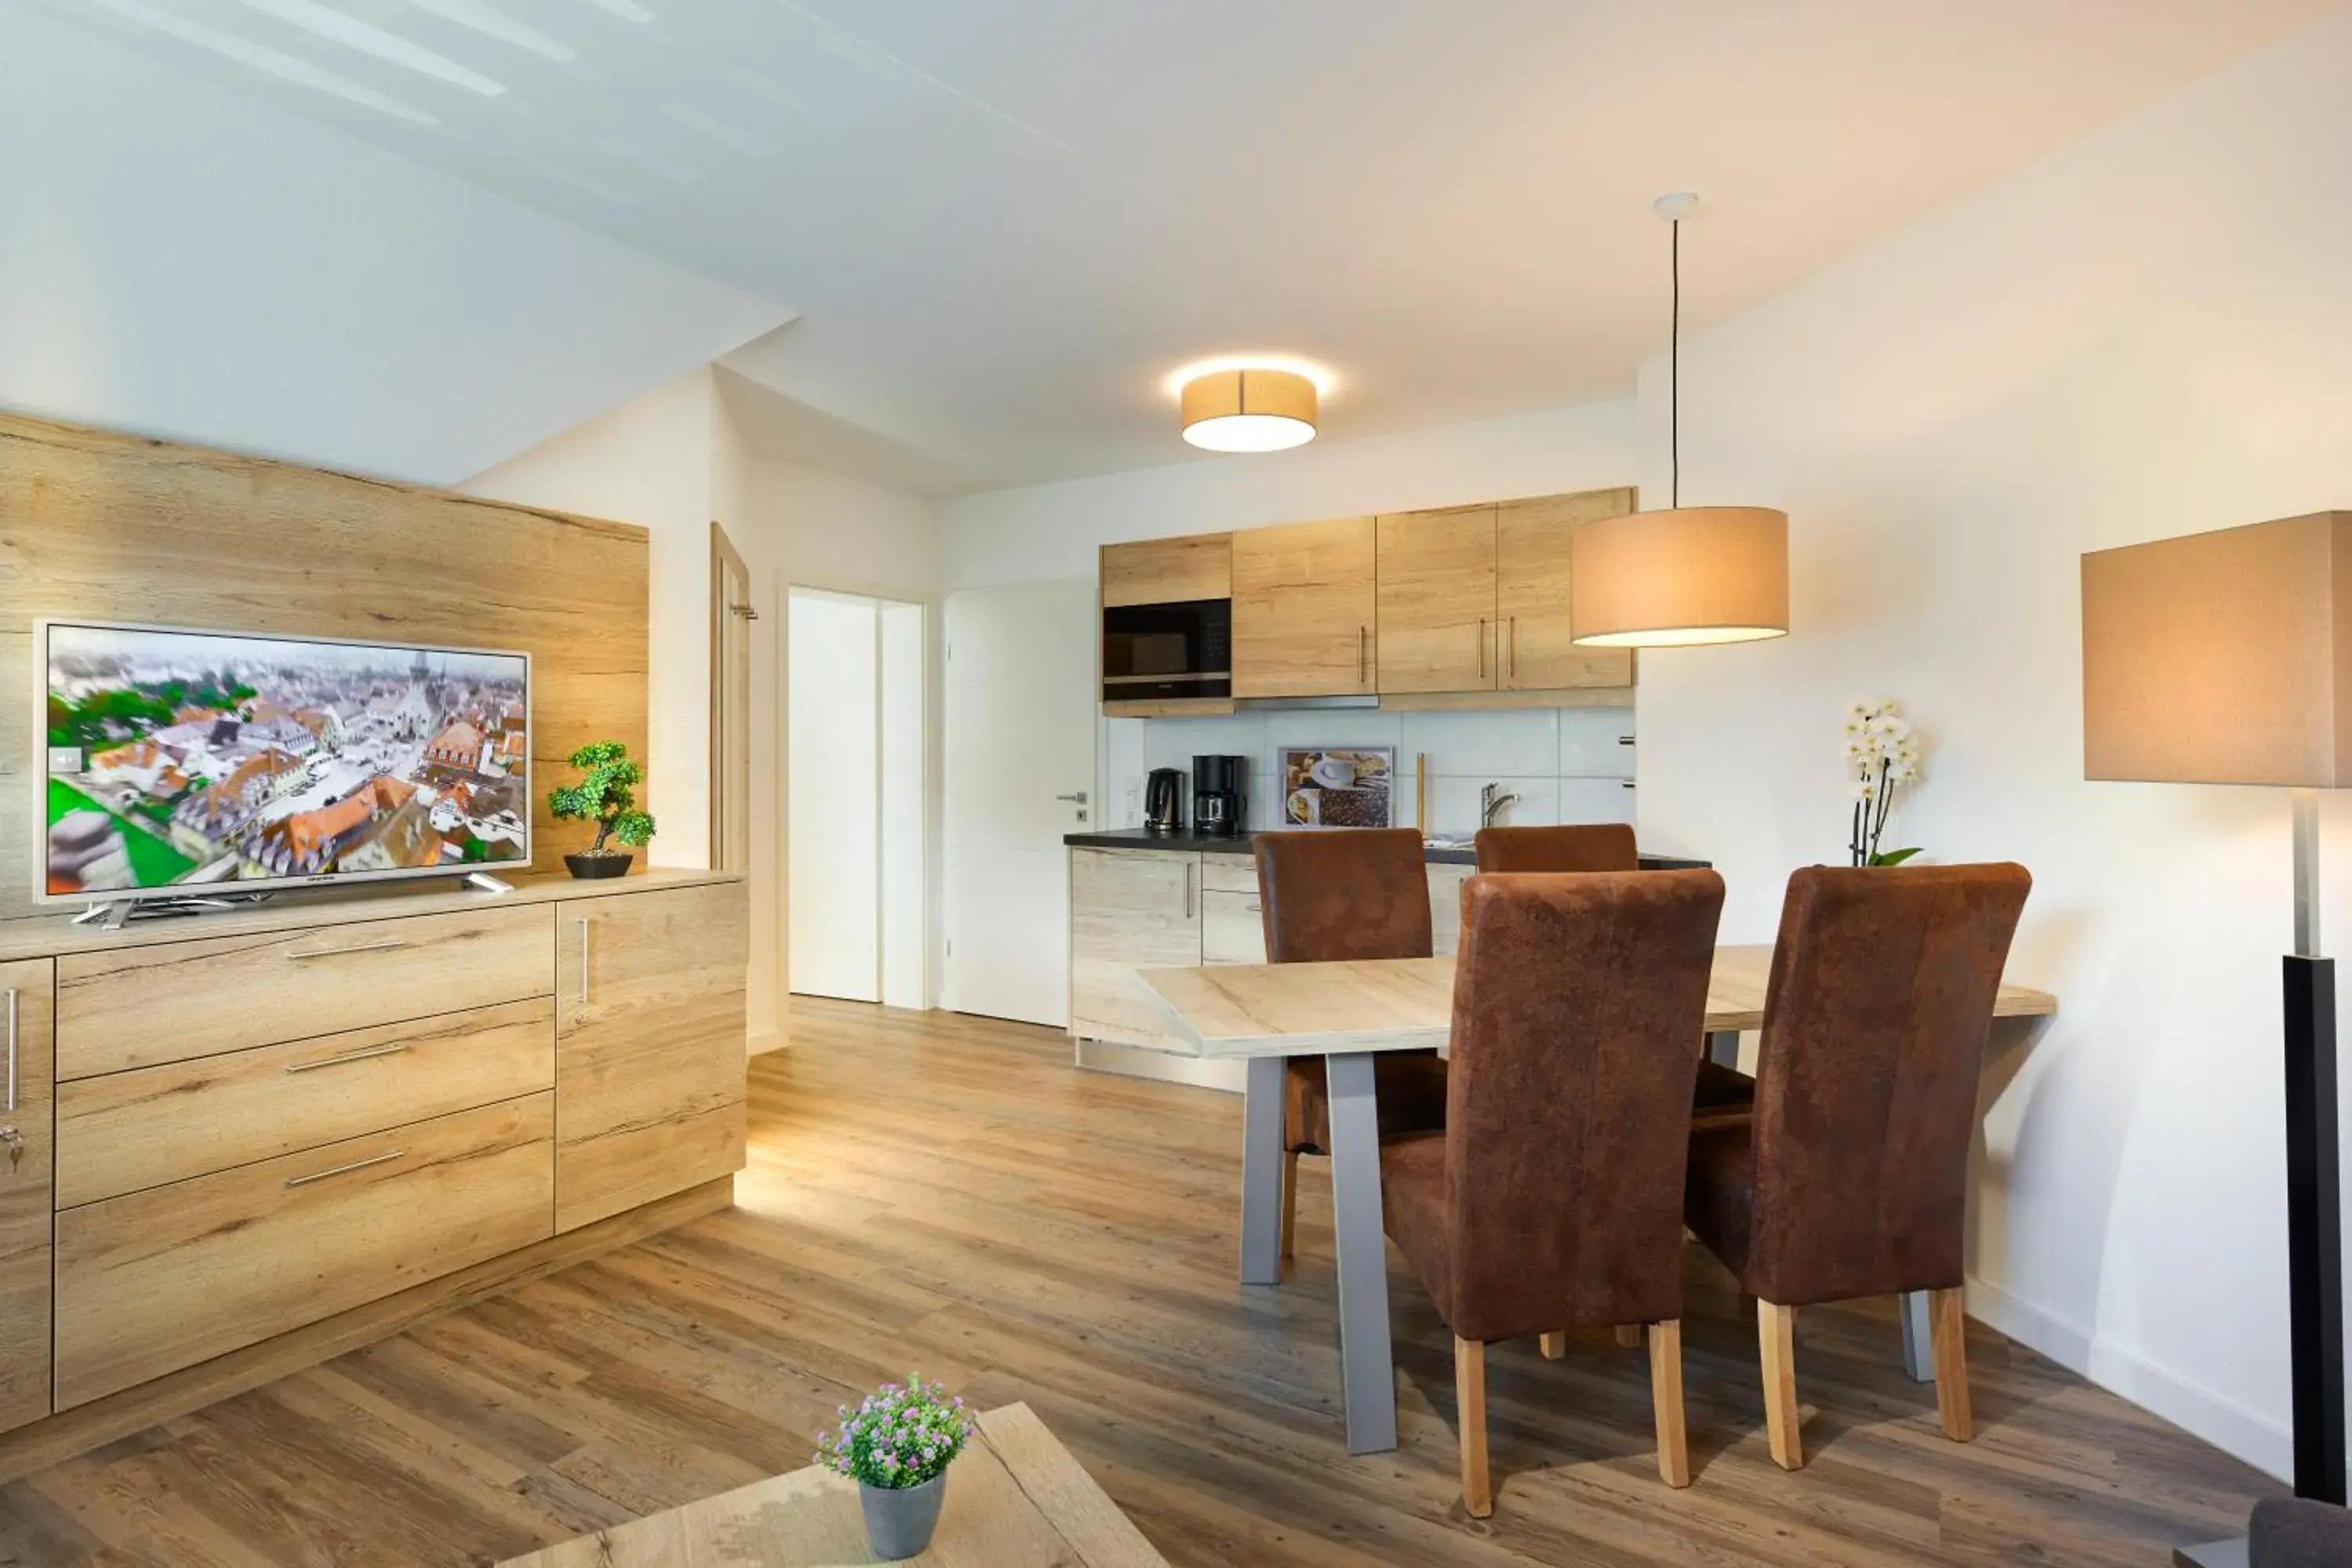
[
  {"xmin": 71, "ymin": 894, "xmax": 275, "ymax": 931},
  {"xmin": 463, "ymin": 871, "xmax": 514, "ymax": 895}
]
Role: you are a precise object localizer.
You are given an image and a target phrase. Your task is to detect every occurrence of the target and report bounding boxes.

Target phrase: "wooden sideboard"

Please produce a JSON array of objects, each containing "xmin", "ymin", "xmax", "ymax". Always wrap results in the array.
[
  {"xmin": 0, "ymin": 868, "xmax": 746, "ymax": 1476},
  {"xmin": 1099, "ymin": 486, "xmax": 1637, "ymax": 715}
]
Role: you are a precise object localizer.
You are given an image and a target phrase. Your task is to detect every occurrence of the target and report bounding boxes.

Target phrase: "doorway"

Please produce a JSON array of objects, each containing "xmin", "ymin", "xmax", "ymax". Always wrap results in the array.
[{"xmin": 786, "ymin": 586, "xmax": 926, "ymax": 1007}]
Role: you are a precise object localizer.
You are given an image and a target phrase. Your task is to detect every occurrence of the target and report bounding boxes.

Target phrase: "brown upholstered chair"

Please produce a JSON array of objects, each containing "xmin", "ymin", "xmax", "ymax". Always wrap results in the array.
[
  {"xmin": 1472, "ymin": 824, "xmax": 1753, "ymax": 1128},
  {"xmin": 1254, "ymin": 829, "xmax": 1448, "ymax": 1259},
  {"xmin": 1471, "ymin": 822, "xmax": 1639, "ymax": 874},
  {"xmin": 1684, "ymin": 862, "xmax": 2031, "ymax": 1471},
  {"xmin": 1382, "ymin": 869, "xmax": 1726, "ymax": 1515}
]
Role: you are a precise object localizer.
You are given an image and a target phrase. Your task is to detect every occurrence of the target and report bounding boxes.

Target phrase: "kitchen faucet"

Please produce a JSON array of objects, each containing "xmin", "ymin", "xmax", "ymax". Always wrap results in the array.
[{"xmin": 1480, "ymin": 782, "xmax": 1520, "ymax": 827}]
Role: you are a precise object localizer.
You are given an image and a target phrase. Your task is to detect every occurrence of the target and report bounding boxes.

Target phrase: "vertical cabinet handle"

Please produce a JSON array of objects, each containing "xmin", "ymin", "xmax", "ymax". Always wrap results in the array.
[
  {"xmin": 1507, "ymin": 616, "xmax": 1517, "ymax": 681},
  {"xmin": 1478, "ymin": 617, "xmax": 1488, "ymax": 678},
  {"xmin": 1182, "ymin": 862, "xmax": 1196, "ymax": 920},
  {"xmin": 1356, "ymin": 625, "xmax": 1368, "ymax": 685},
  {"xmin": 3, "ymin": 988, "xmax": 15, "ymax": 1115},
  {"xmin": 576, "ymin": 917, "xmax": 592, "ymax": 1005}
]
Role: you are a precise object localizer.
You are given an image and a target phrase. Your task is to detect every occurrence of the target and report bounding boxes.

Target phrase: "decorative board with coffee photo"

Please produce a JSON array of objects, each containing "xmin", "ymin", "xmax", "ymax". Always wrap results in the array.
[{"xmin": 1279, "ymin": 747, "xmax": 1395, "ymax": 829}]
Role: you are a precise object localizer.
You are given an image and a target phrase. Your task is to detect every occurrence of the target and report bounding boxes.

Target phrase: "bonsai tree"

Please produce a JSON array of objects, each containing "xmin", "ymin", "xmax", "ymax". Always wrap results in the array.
[{"xmin": 547, "ymin": 740, "xmax": 656, "ymax": 857}]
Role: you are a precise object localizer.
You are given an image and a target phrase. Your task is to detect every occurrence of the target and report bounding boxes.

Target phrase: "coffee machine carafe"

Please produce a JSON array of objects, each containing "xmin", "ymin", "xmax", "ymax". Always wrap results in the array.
[{"xmin": 1192, "ymin": 754, "xmax": 1247, "ymax": 837}]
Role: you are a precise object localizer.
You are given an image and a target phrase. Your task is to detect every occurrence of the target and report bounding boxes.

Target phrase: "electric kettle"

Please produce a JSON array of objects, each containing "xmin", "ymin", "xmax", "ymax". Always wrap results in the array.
[{"xmin": 1144, "ymin": 768, "xmax": 1185, "ymax": 834}]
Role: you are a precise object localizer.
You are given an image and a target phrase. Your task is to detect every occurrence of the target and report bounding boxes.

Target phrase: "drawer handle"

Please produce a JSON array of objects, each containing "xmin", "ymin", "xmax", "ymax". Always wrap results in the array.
[
  {"xmin": 578, "ymin": 917, "xmax": 593, "ymax": 1004},
  {"xmin": 285, "ymin": 939, "xmax": 409, "ymax": 962},
  {"xmin": 285, "ymin": 1149, "xmax": 404, "ymax": 1189},
  {"xmin": 285, "ymin": 1042, "xmax": 410, "ymax": 1075}
]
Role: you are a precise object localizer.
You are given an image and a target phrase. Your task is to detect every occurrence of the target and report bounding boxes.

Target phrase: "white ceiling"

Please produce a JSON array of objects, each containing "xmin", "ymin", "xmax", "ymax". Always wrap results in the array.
[{"xmin": 32, "ymin": 0, "xmax": 2343, "ymax": 494}]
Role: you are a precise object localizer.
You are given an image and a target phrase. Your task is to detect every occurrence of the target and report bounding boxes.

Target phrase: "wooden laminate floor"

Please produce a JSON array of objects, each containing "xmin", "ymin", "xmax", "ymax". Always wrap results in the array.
[{"xmin": 0, "ymin": 998, "xmax": 2276, "ymax": 1566}]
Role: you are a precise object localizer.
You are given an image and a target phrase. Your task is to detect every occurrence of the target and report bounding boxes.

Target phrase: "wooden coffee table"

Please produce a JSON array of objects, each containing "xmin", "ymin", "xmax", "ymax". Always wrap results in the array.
[{"xmin": 498, "ymin": 1403, "xmax": 1167, "ymax": 1566}]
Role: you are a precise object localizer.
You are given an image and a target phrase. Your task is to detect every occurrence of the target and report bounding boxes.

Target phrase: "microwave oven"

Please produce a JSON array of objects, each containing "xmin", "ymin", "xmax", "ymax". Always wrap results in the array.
[{"xmin": 1102, "ymin": 597, "xmax": 1231, "ymax": 701}]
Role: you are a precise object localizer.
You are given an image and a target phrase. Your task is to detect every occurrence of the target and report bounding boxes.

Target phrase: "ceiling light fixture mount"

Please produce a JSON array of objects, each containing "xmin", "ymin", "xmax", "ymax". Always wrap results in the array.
[
  {"xmin": 1178, "ymin": 366, "xmax": 1318, "ymax": 453},
  {"xmin": 1570, "ymin": 192, "xmax": 1790, "ymax": 648}
]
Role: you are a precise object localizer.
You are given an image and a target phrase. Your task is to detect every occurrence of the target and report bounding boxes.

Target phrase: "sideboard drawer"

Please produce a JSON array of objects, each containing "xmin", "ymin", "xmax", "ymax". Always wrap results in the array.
[
  {"xmin": 54, "ymin": 1091, "xmax": 554, "ymax": 1408},
  {"xmin": 56, "ymin": 904, "xmax": 554, "ymax": 1080},
  {"xmin": 55, "ymin": 997, "xmax": 556, "ymax": 1208}
]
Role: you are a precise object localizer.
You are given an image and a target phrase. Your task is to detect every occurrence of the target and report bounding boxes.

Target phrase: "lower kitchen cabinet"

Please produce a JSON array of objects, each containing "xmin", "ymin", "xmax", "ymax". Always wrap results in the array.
[
  {"xmin": 1069, "ymin": 848, "xmax": 1203, "ymax": 1054},
  {"xmin": 0, "ymin": 960, "xmax": 53, "ymax": 1436}
]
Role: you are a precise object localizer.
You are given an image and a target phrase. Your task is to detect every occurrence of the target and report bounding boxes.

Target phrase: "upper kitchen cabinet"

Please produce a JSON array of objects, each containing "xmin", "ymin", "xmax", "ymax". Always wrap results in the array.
[
  {"xmin": 1496, "ymin": 488, "xmax": 1638, "ymax": 691},
  {"xmin": 1376, "ymin": 504, "xmax": 1498, "ymax": 695},
  {"xmin": 1232, "ymin": 516, "xmax": 1378, "ymax": 698},
  {"xmin": 1100, "ymin": 532, "xmax": 1231, "ymax": 608}
]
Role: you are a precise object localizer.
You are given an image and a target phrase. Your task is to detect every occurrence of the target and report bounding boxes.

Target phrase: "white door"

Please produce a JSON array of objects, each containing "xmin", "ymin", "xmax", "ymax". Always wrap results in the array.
[
  {"xmin": 788, "ymin": 591, "xmax": 882, "ymax": 1001},
  {"xmin": 943, "ymin": 579, "xmax": 1096, "ymax": 1026}
]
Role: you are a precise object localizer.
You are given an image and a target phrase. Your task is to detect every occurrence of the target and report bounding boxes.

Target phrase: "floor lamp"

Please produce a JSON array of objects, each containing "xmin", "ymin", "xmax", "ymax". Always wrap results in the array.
[{"xmin": 2082, "ymin": 512, "xmax": 2348, "ymax": 1568}]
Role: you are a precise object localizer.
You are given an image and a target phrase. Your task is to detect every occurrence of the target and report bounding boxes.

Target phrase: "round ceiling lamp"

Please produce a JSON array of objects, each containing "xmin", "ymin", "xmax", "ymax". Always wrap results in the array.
[
  {"xmin": 1570, "ymin": 194, "xmax": 1789, "ymax": 648},
  {"xmin": 1178, "ymin": 367, "xmax": 1318, "ymax": 452}
]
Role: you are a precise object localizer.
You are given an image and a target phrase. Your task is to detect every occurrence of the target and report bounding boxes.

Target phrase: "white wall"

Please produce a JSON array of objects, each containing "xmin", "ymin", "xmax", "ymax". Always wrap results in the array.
[
  {"xmin": 461, "ymin": 366, "xmax": 724, "ymax": 877},
  {"xmin": 1633, "ymin": 5, "xmax": 2352, "ymax": 1483},
  {"xmin": 938, "ymin": 397, "xmax": 1635, "ymax": 588},
  {"xmin": 0, "ymin": 3, "xmax": 787, "ymax": 486}
]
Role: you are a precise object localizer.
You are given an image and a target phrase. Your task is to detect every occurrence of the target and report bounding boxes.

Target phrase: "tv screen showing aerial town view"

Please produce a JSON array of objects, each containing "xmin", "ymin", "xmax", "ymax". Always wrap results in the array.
[{"xmin": 42, "ymin": 622, "xmax": 531, "ymax": 901}]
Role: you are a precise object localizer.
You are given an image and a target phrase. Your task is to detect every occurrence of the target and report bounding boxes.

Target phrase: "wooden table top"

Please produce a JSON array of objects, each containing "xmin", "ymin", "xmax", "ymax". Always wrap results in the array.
[
  {"xmin": 1138, "ymin": 943, "xmax": 2058, "ymax": 1059},
  {"xmin": 497, "ymin": 1403, "xmax": 1167, "ymax": 1566}
]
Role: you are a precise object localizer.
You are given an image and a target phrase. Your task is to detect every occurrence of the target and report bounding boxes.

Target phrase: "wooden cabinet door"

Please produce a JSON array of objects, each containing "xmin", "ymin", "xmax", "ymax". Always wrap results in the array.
[
  {"xmin": 0, "ymin": 960, "xmax": 52, "ymax": 1435},
  {"xmin": 1232, "ymin": 517, "xmax": 1377, "ymax": 697},
  {"xmin": 1069, "ymin": 849, "xmax": 1202, "ymax": 1051},
  {"xmin": 557, "ymin": 883, "xmax": 748, "ymax": 1232},
  {"xmin": 1101, "ymin": 533, "xmax": 1231, "ymax": 607},
  {"xmin": 1377, "ymin": 505, "xmax": 1497, "ymax": 694},
  {"xmin": 1497, "ymin": 488, "xmax": 1639, "ymax": 690}
]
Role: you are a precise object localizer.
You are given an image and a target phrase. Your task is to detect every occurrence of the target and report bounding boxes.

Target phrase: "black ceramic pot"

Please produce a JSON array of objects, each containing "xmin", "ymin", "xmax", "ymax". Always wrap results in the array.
[{"xmin": 564, "ymin": 851, "xmax": 633, "ymax": 880}]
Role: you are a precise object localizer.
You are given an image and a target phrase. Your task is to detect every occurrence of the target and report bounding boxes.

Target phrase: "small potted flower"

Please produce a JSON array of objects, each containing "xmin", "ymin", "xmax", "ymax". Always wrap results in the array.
[
  {"xmin": 815, "ymin": 1374, "xmax": 975, "ymax": 1560},
  {"xmin": 1842, "ymin": 699, "xmax": 1924, "ymax": 866}
]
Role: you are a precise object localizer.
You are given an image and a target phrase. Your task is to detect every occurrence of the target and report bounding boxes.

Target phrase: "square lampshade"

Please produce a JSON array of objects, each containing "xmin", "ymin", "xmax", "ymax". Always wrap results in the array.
[{"xmin": 2082, "ymin": 511, "xmax": 2352, "ymax": 786}]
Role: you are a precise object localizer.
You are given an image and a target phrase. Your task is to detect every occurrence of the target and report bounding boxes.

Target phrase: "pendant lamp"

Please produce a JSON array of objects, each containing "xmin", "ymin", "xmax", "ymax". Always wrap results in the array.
[{"xmin": 1571, "ymin": 194, "xmax": 1789, "ymax": 648}]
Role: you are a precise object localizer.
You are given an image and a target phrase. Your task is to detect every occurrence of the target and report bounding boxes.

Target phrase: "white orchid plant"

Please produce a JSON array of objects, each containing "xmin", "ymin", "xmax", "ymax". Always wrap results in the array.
[{"xmin": 1844, "ymin": 700, "xmax": 1922, "ymax": 867}]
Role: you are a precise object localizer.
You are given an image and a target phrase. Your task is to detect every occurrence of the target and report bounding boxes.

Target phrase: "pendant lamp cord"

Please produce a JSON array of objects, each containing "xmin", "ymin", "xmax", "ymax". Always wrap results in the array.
[{"xmin": 1669, "ymin": 216, "xmax": 1680, "ymax": 510}]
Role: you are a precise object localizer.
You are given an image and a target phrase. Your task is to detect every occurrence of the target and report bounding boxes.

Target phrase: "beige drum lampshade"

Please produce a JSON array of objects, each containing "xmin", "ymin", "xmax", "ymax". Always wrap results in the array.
[
  {"xmin": 2082, "ymin": 511, "xmax": 2352, "ymax": 786},
  {"xmin": 1570, "ymin": 506, "xmax": 1790, "ymax": 648},
  {"xmin": 1179, "ymin": 368, "xmax": 1317, "ymax": 453}
]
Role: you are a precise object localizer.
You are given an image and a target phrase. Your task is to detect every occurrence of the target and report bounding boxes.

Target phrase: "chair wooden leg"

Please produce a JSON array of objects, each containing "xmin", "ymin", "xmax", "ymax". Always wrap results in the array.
[
  {"xmin": 1455, "ymin": 1336, "xmax": 1492, "ymax": 1518},
  {"xmin": 1649, "ymin": 1320, "xmax": 1690, "ymax": 1488},
  {"xmin": 1278, "ymin": 1150, "xmax": 1298, "ymax": 1261},
  {"xmin": 1929, "ymin": 1287, "xmax": 1973, "ymax": 1442},
  {"xmin": 1538, "ymin": 1331, "xmax": 1566, "ymax": 1359},
  {"xmin": 1613, "ymin": 1325, "xmax": 1644, "ymax": 1348},
  {"xmin": 1757, "ymin": 1300, "xmax": 1803, "ymax": 1470}
]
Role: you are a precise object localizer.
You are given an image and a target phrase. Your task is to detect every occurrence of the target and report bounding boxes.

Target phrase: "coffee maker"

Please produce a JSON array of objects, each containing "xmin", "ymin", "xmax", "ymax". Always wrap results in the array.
[{"xmin": 1192, "ymin": 755, "xmax": 1247, "ymax": 837}]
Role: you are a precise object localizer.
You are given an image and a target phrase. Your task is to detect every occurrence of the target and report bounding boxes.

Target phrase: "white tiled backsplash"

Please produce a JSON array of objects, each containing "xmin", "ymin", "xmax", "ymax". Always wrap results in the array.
[{"xmin": 1102, "ymin": 706, "xmax": 1635, "ymax": 834}]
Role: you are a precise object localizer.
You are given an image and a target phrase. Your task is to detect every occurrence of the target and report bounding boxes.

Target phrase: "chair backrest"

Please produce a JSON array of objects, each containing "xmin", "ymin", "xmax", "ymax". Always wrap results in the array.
[
  {"xmin": 1743, "ymin": 862, "xmax": 2032, "ymax": 1305},
  {"xmin": 1472, "ymin": 822, "xmax": 1639, "ymax": 875},
  {"xmin": 1254, "ymin": 829, "xmax": 1433, "ymax": 963},
  {"xmin": 1439, "ymin": 869, "xmax": 1726, "ymax": 1341}
]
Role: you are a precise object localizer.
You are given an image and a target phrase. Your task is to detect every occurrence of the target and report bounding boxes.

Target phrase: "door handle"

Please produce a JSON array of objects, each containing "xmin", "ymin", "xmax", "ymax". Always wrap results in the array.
[
  {"xmin": 1357, "ymin": 626, "xmax": 1368, "ymax": 684},
  {"xmin": 1507, "ymin": 616, "xmax": 1517, "ymax": 680},
  {"xmin": 576, "ymin": 916, "xmax": 592, "ymax": 1004},
  {"xmin": 3, "ymin": 989, "xmax": 15, "ymax": 1116},
  {"xmin": 1478, "ymin": 617, "xmax": 1487, "ymax": 678},
  {"xmin": 1183, "ymin": 862, "xmax": 1196, "ymax": 920},
  {"xmin": 1054, "ymin": 792, "xmax": 1089, "ymax": 804}
]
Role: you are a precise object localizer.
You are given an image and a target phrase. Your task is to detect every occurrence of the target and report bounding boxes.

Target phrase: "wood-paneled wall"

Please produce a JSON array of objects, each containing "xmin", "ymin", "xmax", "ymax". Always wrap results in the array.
[{"xmin": 0, "ymin": 413, "xmax": 649, "ymax": 921}]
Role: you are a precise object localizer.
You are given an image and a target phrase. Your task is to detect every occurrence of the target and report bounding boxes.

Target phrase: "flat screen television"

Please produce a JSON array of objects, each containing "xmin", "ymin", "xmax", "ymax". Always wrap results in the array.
[{"xmin": 39, "ymin": 620, "xmax": 531, "ymax": 904}]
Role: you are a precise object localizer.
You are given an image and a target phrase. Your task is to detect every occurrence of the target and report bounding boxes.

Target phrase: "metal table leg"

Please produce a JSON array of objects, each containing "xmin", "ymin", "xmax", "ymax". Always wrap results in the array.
[
  {"xmin": 1325, "ymin": 1051, "xmax": 1398, "ymax": 1454},
  {"xmin": 1900, "ymin": 1290, "xmax": 1935, "ymax": 1381},
  {"xmin": 1239, "ymin": 1055, "xmax": 1286, "ymax": 1287}
]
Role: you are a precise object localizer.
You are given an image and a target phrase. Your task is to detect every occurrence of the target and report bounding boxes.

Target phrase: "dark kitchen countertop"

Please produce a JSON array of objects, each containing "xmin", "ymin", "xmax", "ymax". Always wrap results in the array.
[{"xmin": 1063, "ymin": 826, "xmax": 1706, "ymax": 870}]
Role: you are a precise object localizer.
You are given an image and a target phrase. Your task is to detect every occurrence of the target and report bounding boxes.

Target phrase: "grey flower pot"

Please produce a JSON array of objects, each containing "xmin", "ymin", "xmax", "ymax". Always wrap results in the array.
[{"xmin": 858, "ymin": 1472, "xmax": 946, "ymax": 1560}]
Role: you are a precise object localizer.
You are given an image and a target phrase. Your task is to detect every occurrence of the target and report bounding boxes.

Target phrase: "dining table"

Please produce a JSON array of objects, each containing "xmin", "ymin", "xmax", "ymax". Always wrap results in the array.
[{"xmin": 1137, "ymin": 944, "xmax": 2059, "ymax": 1456}]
